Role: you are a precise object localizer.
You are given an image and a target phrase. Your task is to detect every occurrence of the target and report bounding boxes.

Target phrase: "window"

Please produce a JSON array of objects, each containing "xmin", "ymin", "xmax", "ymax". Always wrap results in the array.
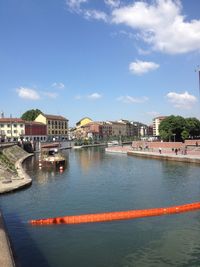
[
  {"xmin": 13, "ymin": 124, "xmax": 17, "ymax": 127},
  {"xmin": 7, "ymin": 130, "xmax": 11, "ymax": 134},
  {"xmin": 20, "ymin": 124, "xmax": 23, "ymax": 128},
  {"xmin": 7, "ymin": 124, "xmax": 10, "ymax": 128},
  {"xmin": 0, "ymin": 124, "xmax": 4, "ymax": 128},
  {"xmin": 14, "ymin": 130, "xmax": 18, "ymax": 133}
]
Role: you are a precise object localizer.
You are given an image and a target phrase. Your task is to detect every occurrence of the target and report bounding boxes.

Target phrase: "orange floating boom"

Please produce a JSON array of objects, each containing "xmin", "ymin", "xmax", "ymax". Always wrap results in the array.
[{"xmin": 29, "ymin": 201, "xmax": 200, "ymax": 226}]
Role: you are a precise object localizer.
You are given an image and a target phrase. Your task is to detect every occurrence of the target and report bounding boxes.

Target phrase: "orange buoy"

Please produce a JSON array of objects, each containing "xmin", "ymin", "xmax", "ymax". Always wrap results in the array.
[{"xmin": 29, "ymin": 201, "xmax": 200, "ymax": 226}]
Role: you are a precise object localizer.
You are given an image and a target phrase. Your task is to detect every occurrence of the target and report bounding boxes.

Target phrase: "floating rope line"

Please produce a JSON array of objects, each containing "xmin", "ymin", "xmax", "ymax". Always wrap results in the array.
[{"xmin": 29, "ymin": 201, "xmax": 200, "ymax": 226}]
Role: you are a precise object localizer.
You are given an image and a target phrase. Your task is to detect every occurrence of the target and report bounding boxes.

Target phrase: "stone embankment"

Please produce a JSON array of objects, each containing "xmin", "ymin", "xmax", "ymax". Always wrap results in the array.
[
  {"xmin": 0, "ymin": 145, "xmax": 32, "ymax": 194},
  {"xmin": 0, "ymin": 213, "xmax": 15, "ymax": 267},
  {"xmin": 127, "ymin": 150, "xmax": 200, "ymax": 164}
]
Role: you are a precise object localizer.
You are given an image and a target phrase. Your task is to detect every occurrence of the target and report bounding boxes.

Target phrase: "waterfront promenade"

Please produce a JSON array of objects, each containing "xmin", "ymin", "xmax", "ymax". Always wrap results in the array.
[{"xmin": 106, "ymin": 145, "xmax": 200, "ymax": 164}]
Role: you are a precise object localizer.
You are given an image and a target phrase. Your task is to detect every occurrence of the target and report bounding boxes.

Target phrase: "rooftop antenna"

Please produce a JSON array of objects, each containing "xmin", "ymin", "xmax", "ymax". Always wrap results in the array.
[{"xmin": 1, "ymin": 111, "xmax": 4, "ymax": 118}]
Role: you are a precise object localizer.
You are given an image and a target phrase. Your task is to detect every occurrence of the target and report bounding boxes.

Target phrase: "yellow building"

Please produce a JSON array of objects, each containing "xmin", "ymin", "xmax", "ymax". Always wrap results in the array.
[
  {"xmin": 76, "ymin": 117, "xmax": 93, "ymax": 128},
  {"xmin": 35, "ymin": 113, "xmax": 68, "ymax": 140}
]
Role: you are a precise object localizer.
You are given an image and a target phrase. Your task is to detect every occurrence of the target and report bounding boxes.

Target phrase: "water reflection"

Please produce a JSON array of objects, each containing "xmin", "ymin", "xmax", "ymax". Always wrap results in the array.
[
  {"xmin": 74, "ymin": 147, "xmax": 105, "ymax": 173},
  {"xmin": 161, "ymin": 161, "xmax": 191, "ymax": 180},
  {"xmin": 122, "ymin": 224, "xmax": 200, "ymax": 267},
  {"xmin": 24, "ymin": 152, "xmax": 69, "ymax": 185},
  {"xmin": 2, "ymin": 148, "xmax": 200, "ymax": 267}
]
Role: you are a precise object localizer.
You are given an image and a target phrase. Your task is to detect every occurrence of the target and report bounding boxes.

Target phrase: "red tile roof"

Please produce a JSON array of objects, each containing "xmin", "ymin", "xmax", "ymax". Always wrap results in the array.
[
  {"xmin": 43, "ymin": 114, "xmax": 68, "ymax": 121},
  {"xmin": 0, "ymin": 118, "xmax": 24, "ymax": 123}
]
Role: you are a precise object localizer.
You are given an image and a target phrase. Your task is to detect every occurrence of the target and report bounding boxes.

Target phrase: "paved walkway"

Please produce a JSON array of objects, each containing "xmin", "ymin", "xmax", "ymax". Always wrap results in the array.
[{"xmin": 106, "ymin": 145, "xmax": 200, "ymax": 164}]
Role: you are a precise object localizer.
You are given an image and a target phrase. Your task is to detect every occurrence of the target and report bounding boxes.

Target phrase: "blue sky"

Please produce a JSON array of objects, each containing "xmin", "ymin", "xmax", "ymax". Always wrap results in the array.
[{"xmin": 1, "ymin": 0, "xmax": 200, "ymax": 127}]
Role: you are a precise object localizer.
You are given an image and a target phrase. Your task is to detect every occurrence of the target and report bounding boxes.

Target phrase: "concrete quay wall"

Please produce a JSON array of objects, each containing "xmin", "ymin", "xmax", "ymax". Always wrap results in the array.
[
  {"xmin": 0, "ymin": 213, "xmax": 15, "ymax": 267},
  {"xmin": 0, "ymin": 145, "xmax": 33, "ymax": 194},
  {"xmin": 127, "ymin": 151, "xmax": 200, "ymax": 164},
  {"xmin": 0, "ymin": 153, "xmax": 32, "ymax": 194}
]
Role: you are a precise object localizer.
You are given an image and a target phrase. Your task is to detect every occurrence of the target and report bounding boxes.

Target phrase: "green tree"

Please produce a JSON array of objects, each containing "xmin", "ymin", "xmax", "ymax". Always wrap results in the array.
[
  {"xmin": 159, "ymin": 115, "xmax": 186, "ymax": 141},
  {"xmin": 21, "ymin": 109, "xmax": 42, "ymax": 121},
  {"xmin": 181, "ymin": 129, "xmax": 189, "ymax": 141},
  {"xmin": 185, "ymin": 117, "xmax": 200, "ymax": 138}
]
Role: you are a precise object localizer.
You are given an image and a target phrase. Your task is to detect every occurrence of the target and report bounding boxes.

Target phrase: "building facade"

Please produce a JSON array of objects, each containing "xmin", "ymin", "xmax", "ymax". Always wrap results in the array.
[
  {"xmin": 24, "ymin": 121, "xmax": 47, "ymax": 141},
  {"xmin": 107, "ymin": 121, "xmax": 127, "ymax": 137},
  {"xmin": 35, "ymin": 114, "xmax": 68, "ymax": 141},
  {"xmin": 153, "ymin": 116, "xmax": 167, "ymax": 136},
  {"xmin": 76, "ymin": 117, "xmax": 93, "ymax": 128},
  {"xmin": 72, "ymin": 118, "xmax": 152, "ymax": 141},
  {"xmin": 0, "ymin": 118, "xmax": 25, "ymax": 141}
]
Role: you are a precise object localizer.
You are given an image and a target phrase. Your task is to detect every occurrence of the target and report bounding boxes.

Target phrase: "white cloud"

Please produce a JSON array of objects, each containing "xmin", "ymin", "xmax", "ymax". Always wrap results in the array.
[
  {"xmin": 84, "ymin": 9, "xmax": 108, "ymax": 22},
  {"xmin": 111, "ymin": 30, "xmax": 135, "ymax": 40},
  {"xmin": 166, "ymin": 91, "xmax": 197, "ymax": 109},
  {"xmin": 87, "ymin": 93, "xmax": 102, "ymax": 99},
  {"xmin": 66, "ymin": 0, "xmax": 88, "ymax": 12},
  {"xmin": 129, "ymin": 60, "xmax": 159, "ymax": 75},
  {"xmin": 104, "ymin": 0, "xmax": 120, "ymax": 8},
  {"xmin": 66, "ymin": 0, "xmax": 108, "ymax": 22},
  {"xmin": 65, "ymin": 0, "xmax": 200, "ymax": 54},
  {"xmin": 112, "ymin": 0, "xmax": 200, "ymax": 54},
  {"xmin": 117, "ymin": 95, "xmax": 148, "ymax": 104},
  {"xmin": 51, "ymin": 82, "xmax": 65, "ymax": 89},
  {"xmin": 16, "ymin": 87, "xmax": 40, "ymax": 100}
]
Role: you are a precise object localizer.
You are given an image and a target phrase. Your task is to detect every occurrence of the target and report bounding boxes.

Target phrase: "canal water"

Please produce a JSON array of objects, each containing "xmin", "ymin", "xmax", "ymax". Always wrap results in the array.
[{"xmin": 1, "ymin": 147, "xmax": 200, "ymax": 267}]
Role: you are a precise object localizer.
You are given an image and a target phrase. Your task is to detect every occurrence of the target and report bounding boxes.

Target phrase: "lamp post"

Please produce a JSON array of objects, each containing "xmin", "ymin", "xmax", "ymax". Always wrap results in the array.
[
  {"xmin": 10, "ymin": 114, "xmax": 13, "ymax": 142},
  {"xmin": 172, "ymin": 133, "xmax": 176, "ymax": 142}
]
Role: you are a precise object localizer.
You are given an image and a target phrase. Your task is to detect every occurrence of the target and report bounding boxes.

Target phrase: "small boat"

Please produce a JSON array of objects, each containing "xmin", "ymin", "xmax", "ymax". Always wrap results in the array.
[
  {"xmin": 39, "ymin": 143, "xmax": 66, "ymax": 168},
  {"xmin": 107, "ymin": 140, "xmax": 119, "ymax": 146}
]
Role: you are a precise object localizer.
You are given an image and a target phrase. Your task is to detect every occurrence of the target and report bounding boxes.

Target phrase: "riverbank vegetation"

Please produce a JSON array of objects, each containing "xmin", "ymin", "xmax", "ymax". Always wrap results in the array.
[
  {"xmin": 159, "ymin": 116, "xmax": 200, "ymax": 141},
  {"xmin": 0, "ymin": 151, "xmax": 17, "ymax": 174}
]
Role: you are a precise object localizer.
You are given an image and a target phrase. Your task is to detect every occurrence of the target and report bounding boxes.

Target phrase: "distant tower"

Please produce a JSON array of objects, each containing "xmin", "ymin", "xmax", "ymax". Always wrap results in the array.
[{"xmin": 1, "ymin": 111, "xmax": 4, "ymax": 118}]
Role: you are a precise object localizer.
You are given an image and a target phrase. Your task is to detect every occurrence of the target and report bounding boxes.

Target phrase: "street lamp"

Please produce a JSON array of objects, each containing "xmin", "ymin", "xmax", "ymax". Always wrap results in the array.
[{"xmin": 10, "ymin": 114, "xmax": 13, "ymax": 142}]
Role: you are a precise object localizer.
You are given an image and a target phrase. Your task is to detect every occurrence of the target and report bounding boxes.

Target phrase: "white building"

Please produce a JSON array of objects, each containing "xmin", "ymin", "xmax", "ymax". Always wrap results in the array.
[
  {"xmin": 153, "ymin": 116, "xmax": 167, "ymax": 136},
  {"xmin": 0, "ymin": 118, "xmax": 25, "ymax": 141}
]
